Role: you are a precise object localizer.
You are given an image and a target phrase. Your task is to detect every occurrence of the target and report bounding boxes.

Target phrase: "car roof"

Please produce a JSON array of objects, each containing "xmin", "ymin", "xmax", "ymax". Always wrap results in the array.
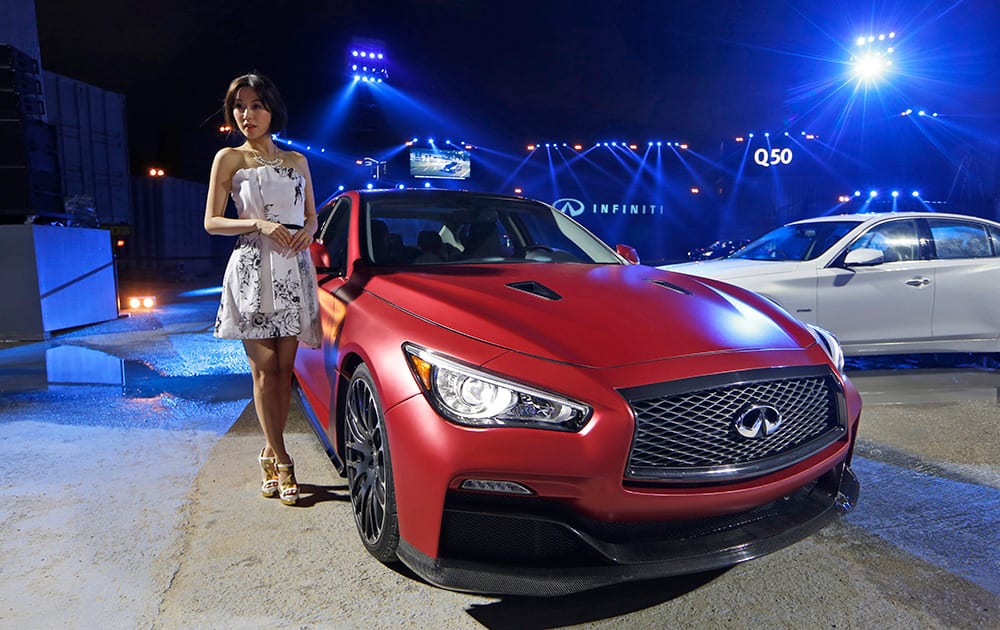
[
  {"xmin": 319, "ymin": 188, "xmax": 538, "ymax": 209},
  {"xmin": 788, "ymin": 211, "xmax": 1000, "ymax": 228},
  {"xmin": 357, "ymin": 188, "xmax": 531, "ymax": 205}
]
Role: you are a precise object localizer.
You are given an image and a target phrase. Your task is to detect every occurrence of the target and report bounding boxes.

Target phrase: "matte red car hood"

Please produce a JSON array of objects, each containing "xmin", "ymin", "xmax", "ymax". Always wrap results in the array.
[{"xmin": 365, "ymin": 263, "xmax": 809, "ymax": 368}]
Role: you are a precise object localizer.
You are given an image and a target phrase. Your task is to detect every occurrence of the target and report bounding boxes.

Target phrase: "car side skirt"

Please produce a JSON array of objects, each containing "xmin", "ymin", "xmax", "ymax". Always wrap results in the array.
[
  {"xmin": 293, "ymin": 381, "xmax": 346, "ymax": 475},
  {"xmin": 394, "ymin": 461, "xmax": 860, "ymax": 596}
]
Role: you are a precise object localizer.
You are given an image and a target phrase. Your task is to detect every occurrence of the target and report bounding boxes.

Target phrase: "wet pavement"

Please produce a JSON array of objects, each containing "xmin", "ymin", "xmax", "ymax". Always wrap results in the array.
[{"xmin": 1, "ymin": 282, "xmax": 998, "ymax": 628}]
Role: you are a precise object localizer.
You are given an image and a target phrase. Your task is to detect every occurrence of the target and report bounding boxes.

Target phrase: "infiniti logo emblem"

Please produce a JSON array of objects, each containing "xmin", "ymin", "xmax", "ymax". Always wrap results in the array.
[
  {"xmin": 552, "ymin": 198, "xmax": 585, "ymax": 217},
  {"xmin": 733, "ymin": 404, "xmax": 783, "ymax": 439}
]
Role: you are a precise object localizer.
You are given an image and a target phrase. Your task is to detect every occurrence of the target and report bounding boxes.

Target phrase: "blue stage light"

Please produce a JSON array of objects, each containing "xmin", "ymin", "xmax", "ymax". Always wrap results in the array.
[
  {"xmin": 348, "ymin": 38, "xmax": 389, "ymax": 84},
  {"xmin": 869, "ymin": 190, "xmax": 879, "ymax": 198},
  {"xmin": 911, "ymin": 190, "xmax": 920, "ymax": 197},
  {"xmin": 891, "ymin": 190, "xmax": 900, "ymax": 197},
  {"xmin": 850, "ymin": 31, "xmax": 896, "ymax": 83}
]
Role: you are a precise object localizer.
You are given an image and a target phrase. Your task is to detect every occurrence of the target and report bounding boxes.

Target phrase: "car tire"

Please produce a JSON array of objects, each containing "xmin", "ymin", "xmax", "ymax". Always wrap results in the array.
[{"xmin": 345, "ymin": 363, "xmax": 400, "ymax": 562}]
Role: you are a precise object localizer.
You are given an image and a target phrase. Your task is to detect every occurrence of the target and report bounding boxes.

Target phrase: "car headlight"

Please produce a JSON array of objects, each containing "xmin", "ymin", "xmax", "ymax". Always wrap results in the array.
[
  {"xmin": 403, "ymin": 343, "xmax": 591, "ymax": 432},
  {"xmin": 807, "ymin": 324, "xmax": 845, "ymax": 375}
]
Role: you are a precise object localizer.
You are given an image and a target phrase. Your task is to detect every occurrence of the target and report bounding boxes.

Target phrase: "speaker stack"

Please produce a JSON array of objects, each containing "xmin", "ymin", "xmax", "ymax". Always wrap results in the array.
[{"xmin": 0, "ymin": 44, "xmax": 64, "ymax": 223}]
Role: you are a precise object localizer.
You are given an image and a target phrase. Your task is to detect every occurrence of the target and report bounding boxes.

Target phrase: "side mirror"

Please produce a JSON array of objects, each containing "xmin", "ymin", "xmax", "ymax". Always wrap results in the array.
[
  {"xmin": 843, "ymin": 247, "xmax": 884, "ymax": 267},
  {"xmin": 616, "ymin": 244, "xmax": 640, "ymax": 265},
  {"xmin": 310, "ymin": 240, "xmax": 344, "ymax": 277},
  {"xmin": 309, "ymin": 241, "xmax": 331, "ymax": 268}
]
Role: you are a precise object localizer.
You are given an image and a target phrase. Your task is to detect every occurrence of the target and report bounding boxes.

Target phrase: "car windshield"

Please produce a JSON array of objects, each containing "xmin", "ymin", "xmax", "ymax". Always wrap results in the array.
[
  {"xmin": 731, "ymin": 220, "xmax": 860, "ymax": 261},
  {"xmin": 364, "ymin": 195, "xmax": 623, "ymax": 265}
]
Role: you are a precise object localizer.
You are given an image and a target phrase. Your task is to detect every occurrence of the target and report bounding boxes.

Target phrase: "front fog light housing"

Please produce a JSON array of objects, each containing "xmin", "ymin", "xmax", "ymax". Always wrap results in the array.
[
  {"xmin": 460, "ymin": 479, "xmax": 534, "ymax": 495},
  {"xmin": 404, "ymin": 343, "xmax": 591, "ymax": 432}
]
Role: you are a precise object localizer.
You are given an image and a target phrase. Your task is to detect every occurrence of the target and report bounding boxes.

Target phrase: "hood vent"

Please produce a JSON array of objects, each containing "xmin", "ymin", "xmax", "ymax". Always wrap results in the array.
[
  {"xmin": 506, "ymin": 280, "xmax": 562, "ymax": 301},
  {"xmin": 649, "ymin": 279, "xmax": 692, "ymax": 295}
]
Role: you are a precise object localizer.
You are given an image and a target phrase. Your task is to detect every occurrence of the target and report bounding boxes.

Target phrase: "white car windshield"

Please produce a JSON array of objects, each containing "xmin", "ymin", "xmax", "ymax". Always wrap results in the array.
[{"xmin": 732, "ymin": 221, "xmax": 859, "ymax": 261}]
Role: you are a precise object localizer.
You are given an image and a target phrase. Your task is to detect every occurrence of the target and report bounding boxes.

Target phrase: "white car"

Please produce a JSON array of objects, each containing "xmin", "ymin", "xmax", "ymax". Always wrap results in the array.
[{"xmin": 661, "ymin": 212, "xmax": 1000, "ymax": 355}]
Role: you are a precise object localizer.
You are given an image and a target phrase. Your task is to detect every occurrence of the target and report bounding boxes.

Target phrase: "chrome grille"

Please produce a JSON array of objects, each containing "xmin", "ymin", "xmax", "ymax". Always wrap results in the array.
[{"xmin": 623, "ymin": 367, "xmax": 845, "ymax": 482}]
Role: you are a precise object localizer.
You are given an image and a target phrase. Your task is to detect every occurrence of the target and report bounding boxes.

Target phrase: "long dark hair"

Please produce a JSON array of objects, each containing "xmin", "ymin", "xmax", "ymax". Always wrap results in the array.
[{"xmin": 223, "ymin": 72, "xmax": 288, "ymax": 135}]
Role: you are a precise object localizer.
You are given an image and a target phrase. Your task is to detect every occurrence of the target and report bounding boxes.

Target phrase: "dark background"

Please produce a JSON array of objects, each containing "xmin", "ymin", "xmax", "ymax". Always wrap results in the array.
[{"xmin": 34, "ymin": 0, "xmax": 1000, "ymax": 182}]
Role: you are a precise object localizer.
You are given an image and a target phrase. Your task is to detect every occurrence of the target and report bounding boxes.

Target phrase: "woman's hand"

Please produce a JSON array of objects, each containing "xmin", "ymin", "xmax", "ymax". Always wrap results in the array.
[
  {"xmin": 257, "ymin": 220, "xmax": 312, "ymax": 254},
  {"xmin": 288, "ymin": 226, "xmax": 314, "ymax": 253}
]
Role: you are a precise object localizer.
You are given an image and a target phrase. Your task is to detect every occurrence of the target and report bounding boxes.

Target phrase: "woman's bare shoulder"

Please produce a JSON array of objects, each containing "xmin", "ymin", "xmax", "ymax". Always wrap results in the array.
[
  {"xmin": 214, "ymin": 146, "xmax": 249, "ymax": 167},
  {"xmin": 283, "ymin": 149, "xmax": 311, "ymax": 171}
]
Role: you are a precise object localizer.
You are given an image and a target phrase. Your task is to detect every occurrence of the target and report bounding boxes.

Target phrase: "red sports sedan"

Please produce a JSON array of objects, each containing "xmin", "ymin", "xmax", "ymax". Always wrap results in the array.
[{"xmin": 293, "ymin": 188, "xmax": 861, "ymax": 596}]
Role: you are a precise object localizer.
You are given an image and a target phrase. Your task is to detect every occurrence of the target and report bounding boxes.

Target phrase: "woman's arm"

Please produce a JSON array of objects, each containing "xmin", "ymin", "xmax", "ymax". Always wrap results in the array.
[
  {"xmin": 288, "ymin": 152, "xmax": 318, "ymax": 253},
  {"xmin": 204, "ymin": 148, "xmax": 261, "ymax": 235}
]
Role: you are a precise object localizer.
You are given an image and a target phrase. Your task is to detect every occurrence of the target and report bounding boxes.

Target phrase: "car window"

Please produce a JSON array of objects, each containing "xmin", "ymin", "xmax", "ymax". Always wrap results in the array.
[
  {"xmin": 733, "ymin": 220, "xmax": 857, "ymax": 261},
  {"xmin": 847, "ymin": 219, "xmax": 922, "ymax": 262},
  {"xmin": 363, "ymin": 196, "xmax": 621, "ymax": 265},
  {"xmin": 316, "ymin": 197, "xmax": 351, "ymax": 272},
  {"xmin": 928, "ymin": 219, "xmax": 994, "ymax": 259}
]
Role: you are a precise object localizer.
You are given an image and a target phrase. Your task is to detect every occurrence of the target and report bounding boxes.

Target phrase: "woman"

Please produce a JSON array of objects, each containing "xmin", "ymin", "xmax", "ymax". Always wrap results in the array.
[{"xmin": 204, "ymin": 73, "xmax": 321, "ymax": 506}]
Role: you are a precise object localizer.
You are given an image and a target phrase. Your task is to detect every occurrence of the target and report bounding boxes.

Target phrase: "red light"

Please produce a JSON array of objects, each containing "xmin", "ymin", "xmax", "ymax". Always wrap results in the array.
[
  {"xmin": 116, "ymin": 239, "xmax": 125, "ymax": 247},
  {"xmin": 690, "ymin": 187, "xmax": 701, "ymax": 194},
  {"xmin": 513, "ymin": 187, "xmax": 523, "ymax": 194},
  {"xmin": 148, "ymin": 168, "xmax": 157, "ymax": 176}
]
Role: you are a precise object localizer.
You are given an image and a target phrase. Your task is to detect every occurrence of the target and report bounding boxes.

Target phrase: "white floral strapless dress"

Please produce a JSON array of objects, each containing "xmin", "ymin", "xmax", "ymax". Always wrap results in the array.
[{"xmin": 214, "ymin": 165, "xmax": 321, "ymax": 348}]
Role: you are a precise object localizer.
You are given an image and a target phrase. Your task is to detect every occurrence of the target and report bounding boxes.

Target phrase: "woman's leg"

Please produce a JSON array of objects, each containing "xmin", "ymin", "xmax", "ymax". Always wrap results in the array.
[{"xmin": 243, "ymin": 336, "xmax": 301, "ymax": 465}]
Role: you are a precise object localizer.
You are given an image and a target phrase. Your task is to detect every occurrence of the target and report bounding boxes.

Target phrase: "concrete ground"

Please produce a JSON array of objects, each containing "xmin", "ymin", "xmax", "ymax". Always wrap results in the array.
[{"xmin": 1, "ymin": 284, "xmax": 998, "ymax": 629}]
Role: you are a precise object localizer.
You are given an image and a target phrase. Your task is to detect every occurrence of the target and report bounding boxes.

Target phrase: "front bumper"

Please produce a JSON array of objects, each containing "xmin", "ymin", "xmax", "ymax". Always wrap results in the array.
[{"xmin": 395, "ymin": 461, "xmax": 859, "ymax": 596}]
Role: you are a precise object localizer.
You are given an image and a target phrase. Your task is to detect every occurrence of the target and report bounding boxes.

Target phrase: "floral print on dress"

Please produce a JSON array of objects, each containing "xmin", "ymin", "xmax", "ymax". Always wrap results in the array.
[{"xmin": 214, "ymin": 164, "xmax": 321, "ymax": 348}]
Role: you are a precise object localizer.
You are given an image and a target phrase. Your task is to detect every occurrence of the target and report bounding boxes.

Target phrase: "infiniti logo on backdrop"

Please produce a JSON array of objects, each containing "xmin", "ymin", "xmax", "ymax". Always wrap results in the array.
[
  {"xmin": 733, "ymin": 404, "xmax": 783, "ymax": 439},
  {"xmin": 553, "ymin": 198, "xmax": 586, "ymax": 217}
]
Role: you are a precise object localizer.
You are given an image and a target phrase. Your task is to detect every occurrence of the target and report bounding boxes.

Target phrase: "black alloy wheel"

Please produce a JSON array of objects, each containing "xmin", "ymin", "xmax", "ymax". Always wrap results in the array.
[{"xmin": 345, "ymin": 363, "xmax": 399, "ymax": 562}]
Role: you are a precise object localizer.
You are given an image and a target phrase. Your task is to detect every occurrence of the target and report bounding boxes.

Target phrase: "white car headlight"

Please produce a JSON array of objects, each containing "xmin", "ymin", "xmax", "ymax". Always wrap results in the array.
[
  {"xmin": 403, "ymin": 343, "xmax": 591, "ymax": 432},
  {"xmin": 808, "ymin": 324, "xmax": 845, "ymax": 375}
]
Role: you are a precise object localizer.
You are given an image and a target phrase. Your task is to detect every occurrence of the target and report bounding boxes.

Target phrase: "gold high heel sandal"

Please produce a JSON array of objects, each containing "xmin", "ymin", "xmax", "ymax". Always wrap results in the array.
[
  {"xmin": 258, "ymin": 449, "xmax": 279, "ymax": 497},
  {"xmin": 277, "ymin": 460, "xmax": 298, "ymax": 506}
]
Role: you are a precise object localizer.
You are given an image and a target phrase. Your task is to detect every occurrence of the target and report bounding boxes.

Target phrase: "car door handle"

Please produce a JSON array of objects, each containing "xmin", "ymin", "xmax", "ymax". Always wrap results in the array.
[{"xmin": 905, "ymin": 277, "xmax": 931, "ymax": 287}]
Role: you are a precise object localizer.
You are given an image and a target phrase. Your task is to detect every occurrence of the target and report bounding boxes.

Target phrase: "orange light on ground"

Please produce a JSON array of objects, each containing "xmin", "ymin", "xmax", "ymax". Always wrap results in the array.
[{"xmin": 116, "ymin": 239, "xmax": 125, "ymax": 248}]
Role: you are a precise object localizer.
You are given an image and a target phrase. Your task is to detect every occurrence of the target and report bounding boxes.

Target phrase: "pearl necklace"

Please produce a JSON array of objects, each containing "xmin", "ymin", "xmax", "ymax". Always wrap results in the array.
[{"xmin": 251, "ymin": 149, "xmax": 283, "ymax": 167}]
